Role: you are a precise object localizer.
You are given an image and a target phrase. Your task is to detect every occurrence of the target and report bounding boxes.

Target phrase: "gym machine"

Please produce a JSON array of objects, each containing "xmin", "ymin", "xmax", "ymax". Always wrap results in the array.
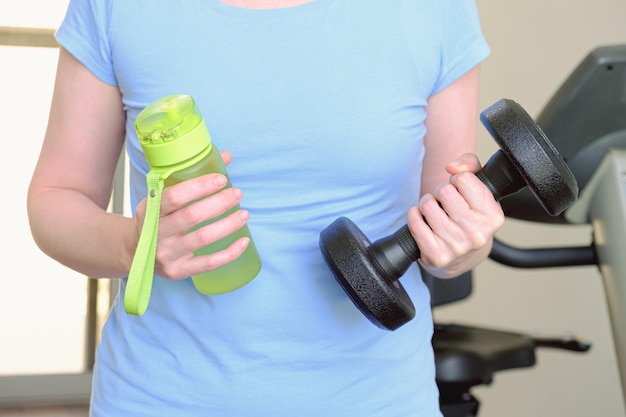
[{"xmin": 487, "ymin": 44, "xmax": 626, "ymax": 415}]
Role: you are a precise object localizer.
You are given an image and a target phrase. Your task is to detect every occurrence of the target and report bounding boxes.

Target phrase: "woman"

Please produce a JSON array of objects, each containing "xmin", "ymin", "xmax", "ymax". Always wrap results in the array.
[{"xmin": 28, "ymin": 0, "xmax": 503, "ymax": 415}]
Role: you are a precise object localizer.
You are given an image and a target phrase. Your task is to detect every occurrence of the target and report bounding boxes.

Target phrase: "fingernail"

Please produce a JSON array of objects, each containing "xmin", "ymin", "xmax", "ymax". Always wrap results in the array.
[
  {"xmin": 214, "ymin": 175, "xmax": 227, "ymax": 187},
  {"xmin": 232, "ymin": 188, "xmax": 243, "ymax": 201},
  {"xmin": 449, "ymin": 159, "xmax": 463, "ymax": 169},
  {"xmin": 239, "ymin": 209, "xmax": 249, "ymax": 221},
  {"xmin": 239, "ymin": 237, "xmax": 250, "ymax": 250}
]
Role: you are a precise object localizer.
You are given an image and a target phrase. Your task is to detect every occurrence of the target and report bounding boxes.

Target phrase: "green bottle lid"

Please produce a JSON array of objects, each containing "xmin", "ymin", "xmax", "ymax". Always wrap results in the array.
[{"xmin": 136, "ymin": 94, "xmax": 212, "ymax": 167}]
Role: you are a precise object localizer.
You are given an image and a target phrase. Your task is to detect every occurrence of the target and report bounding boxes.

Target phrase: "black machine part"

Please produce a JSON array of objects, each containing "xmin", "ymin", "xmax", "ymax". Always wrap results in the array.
[{"xmin": 500, "ymin": 45, "xmax": 626, "ymax": 224}]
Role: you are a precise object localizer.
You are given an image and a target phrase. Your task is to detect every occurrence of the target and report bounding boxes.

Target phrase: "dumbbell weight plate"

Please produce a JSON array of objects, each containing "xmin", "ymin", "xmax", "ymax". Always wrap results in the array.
[
  {"xmin": 480, "ymin": 99, "xmax": 578, "ymax": 216},
  {"xmin": 320, "ymin": 217, "xmax": 416, "ymax": 330}
]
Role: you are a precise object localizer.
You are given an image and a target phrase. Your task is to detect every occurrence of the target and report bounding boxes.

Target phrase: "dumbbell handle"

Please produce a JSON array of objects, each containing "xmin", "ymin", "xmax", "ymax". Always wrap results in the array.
[{"xmin": 368, "ymin": 150, "xmax": 526, "ymax": 282}]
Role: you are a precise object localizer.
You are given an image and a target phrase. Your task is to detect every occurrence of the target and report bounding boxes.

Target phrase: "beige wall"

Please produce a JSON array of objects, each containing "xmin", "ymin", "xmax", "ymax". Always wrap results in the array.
[{"xmin": 433, "ymin": 1, "xmax": 626, "ymax": 416}]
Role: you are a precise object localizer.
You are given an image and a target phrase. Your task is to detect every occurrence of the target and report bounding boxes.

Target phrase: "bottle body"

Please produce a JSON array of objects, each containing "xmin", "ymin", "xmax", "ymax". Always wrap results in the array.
[
  {"xmin": 165, "ymin": 144, "xmax": 262, "ymax": 294},
  {"xmin": 136, "ymin": 94, "xmax": 261, "ymax": 296}
]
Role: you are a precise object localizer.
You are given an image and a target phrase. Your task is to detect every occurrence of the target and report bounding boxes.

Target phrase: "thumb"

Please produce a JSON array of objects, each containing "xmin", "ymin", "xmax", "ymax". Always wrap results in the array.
[{"xmin": 446, "ymin": 153, "xmax": 482, "ymax": 175}]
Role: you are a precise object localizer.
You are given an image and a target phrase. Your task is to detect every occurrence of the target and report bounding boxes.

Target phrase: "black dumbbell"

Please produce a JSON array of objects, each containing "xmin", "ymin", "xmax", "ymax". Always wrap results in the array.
[{"xmin": 319, "ymin": 99, "xmax": 578, "ymax": 330}]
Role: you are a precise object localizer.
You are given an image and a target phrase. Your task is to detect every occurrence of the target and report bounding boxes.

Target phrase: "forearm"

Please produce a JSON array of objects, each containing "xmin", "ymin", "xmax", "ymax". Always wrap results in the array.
[
  {"xmin": 28, "ymin": 187, "xmax": 137, "ymax": 279},
  {"xmin": 414, "ymin": 66, "xmax": 503, "ymax": 278},
  {"xmin": 27, "ymin": 49, "xmax": 134, "ymax": 279}
]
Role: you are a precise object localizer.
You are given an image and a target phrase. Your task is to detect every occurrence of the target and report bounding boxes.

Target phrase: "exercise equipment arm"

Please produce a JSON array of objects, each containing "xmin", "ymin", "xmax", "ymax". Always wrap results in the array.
[{"xmin": 489, "ymin": 237, "xmax": 597, "ymax": 268}]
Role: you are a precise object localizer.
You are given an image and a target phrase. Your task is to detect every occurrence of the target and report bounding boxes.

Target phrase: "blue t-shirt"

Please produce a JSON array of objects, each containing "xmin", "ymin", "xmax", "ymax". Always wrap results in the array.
[{"xmin": 57, "ymin": 1, "xmax": 489, "ymax": 416}]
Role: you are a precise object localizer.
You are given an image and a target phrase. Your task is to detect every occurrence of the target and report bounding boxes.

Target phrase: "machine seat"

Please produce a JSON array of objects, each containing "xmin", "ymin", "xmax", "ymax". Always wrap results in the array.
[{"xmin": 434, "ymin": 323, "xmax": 536, "ymax": 388}]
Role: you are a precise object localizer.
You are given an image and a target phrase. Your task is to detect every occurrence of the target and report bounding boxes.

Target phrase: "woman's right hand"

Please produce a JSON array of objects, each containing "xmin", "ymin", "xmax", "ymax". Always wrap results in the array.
[{"xmin": 133, "ymin": 170, "xmax": 251, "ymax": 281}]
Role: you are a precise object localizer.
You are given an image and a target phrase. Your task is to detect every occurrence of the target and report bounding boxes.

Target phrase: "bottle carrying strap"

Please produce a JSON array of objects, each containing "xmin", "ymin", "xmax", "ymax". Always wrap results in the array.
[{"xmin": 124, "ymin": 170, "xmax": 165, "ymax": 316}]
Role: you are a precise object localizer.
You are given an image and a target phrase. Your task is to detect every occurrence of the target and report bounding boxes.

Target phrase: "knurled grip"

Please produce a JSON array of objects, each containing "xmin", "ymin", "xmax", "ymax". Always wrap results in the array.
[{"xmin": 395, "ymin": 225, "xmax": 420, "ymax": 262}]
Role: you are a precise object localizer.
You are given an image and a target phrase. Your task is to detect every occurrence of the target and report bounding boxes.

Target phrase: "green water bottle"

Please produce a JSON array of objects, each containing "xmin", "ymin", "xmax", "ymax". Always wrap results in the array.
[{"xmin": 125, "ymin": 94, "xmax": 262, "ymax": 316}]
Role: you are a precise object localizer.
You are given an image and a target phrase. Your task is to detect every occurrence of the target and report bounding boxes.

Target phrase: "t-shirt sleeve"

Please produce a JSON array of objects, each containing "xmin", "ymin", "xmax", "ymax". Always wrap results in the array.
[
  {"xmin": 430, "ymin": 0, "xmax": 490, "ymax": 95},
  {"xmin": 55, "ymin": 0, "xmax": 118, "ymax": 86}
]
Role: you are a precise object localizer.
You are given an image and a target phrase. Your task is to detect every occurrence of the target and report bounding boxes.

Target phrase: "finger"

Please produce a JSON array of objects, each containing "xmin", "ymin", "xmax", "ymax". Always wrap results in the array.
[
  {"xmin": 418, "ymin": 191, "xmax": 467, "ymax": 250},
  {"xmin": 192, "ymin": 236, "xmax": 251, "ymax": 274},
  {"xmin": 407, "ymin": 204, "xmax": 456, "ymax": 269},
  {"xmin": 182, "ymin": 209, "xmax": 250, "ymax": 255},
  {"xmin": 221, "ymin": 150, "xmax": 233, "ymax": 166},
  {"xmin": 159, "ymin": 174, "xmax": 228, "ymax": 216},
  {"xmin": 157, "ymin": 236, "xmax": 250, "ymax": 280},
  {"xmin": 446, "ymin": 153, "xmax": 482, "ymax": 175},
  {"xmin": 436, "ymin": 175, "xmax": 504, "ymax": 242},
  {"xmin": 155, "ymin": 209, "xmax": 250, "ymax": 276},
  {"xmin": 159, "ymin": 187, "xmax": 243, "ymax": 238},
  {"xmin": 433, "ymin": 181, "xmax": 470, "ymax": 220},
  {"xmin": 449, "ymin": 172, "xmax": 501, "ymax": 215},
  {"xmin": 408, "ymin": 195, "xmax": 459, "ymax": 252}
]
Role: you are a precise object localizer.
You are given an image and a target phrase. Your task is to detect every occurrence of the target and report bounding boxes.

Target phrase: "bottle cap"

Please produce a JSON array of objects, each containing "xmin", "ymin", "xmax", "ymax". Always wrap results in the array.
[{"xmin": 136, "ymin": 94, "xmax": 212, "ymax": 167}]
